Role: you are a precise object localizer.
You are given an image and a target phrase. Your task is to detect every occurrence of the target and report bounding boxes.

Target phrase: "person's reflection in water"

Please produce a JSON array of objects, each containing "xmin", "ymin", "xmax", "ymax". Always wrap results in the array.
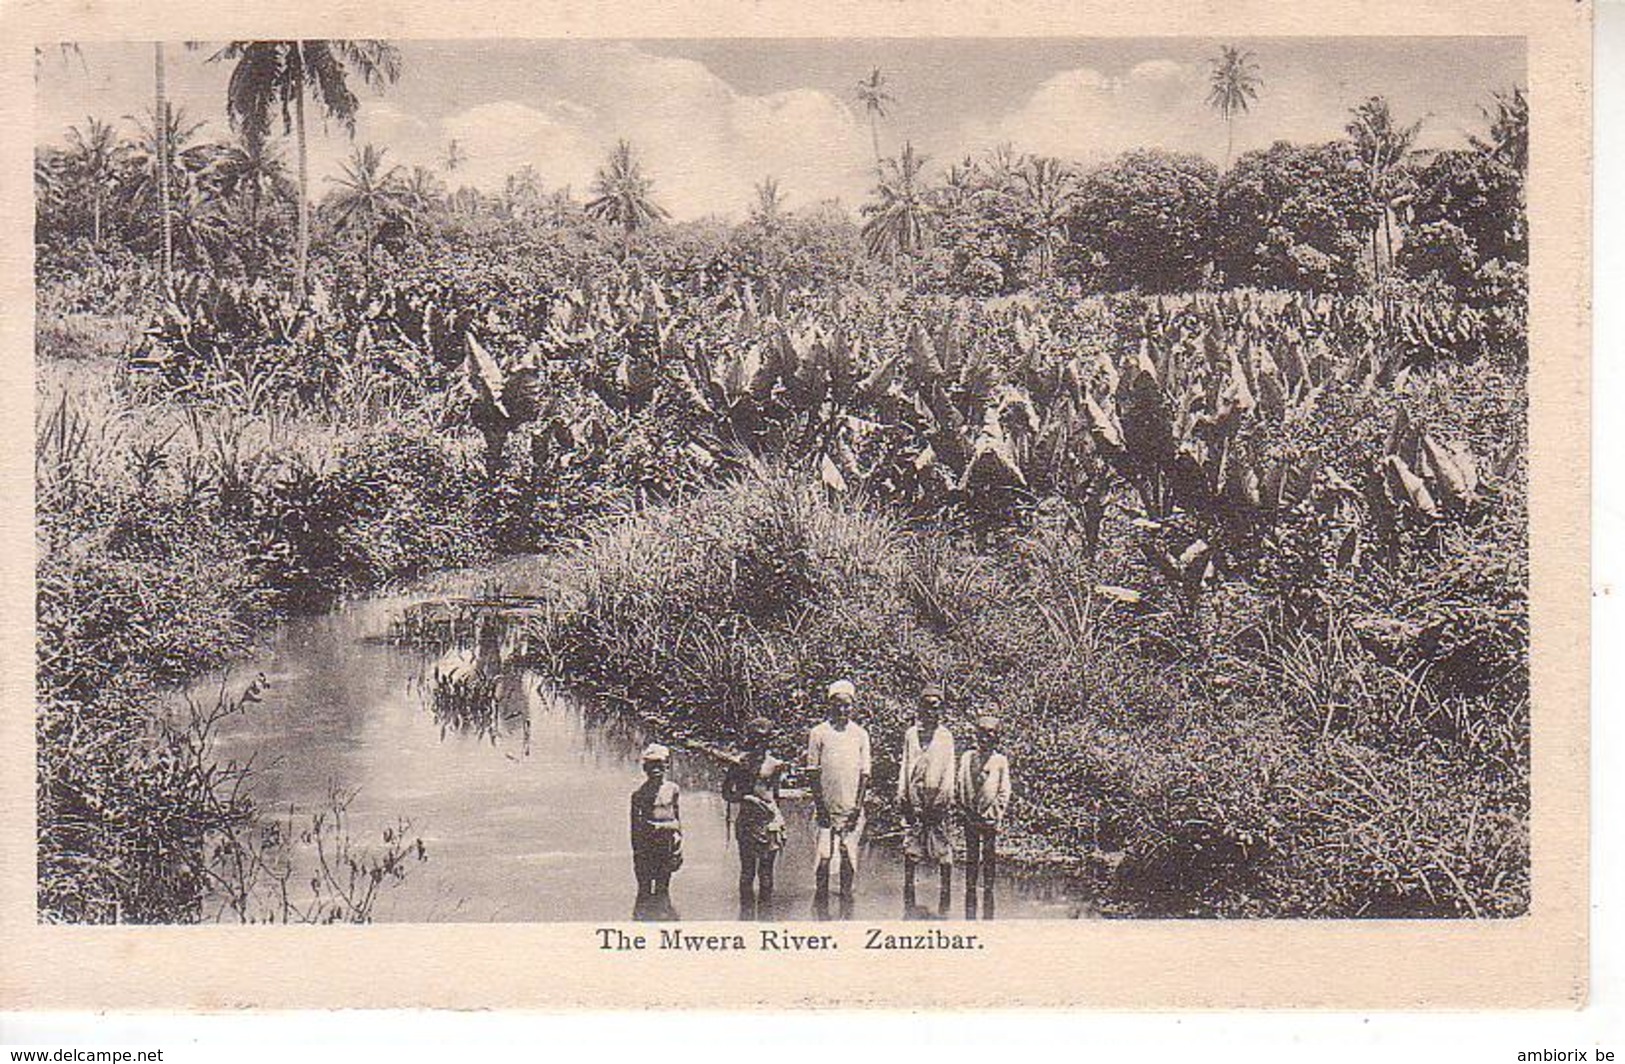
[{"xmin": 632, "ymin": 891, "xmax": 681, "ymax": 922}]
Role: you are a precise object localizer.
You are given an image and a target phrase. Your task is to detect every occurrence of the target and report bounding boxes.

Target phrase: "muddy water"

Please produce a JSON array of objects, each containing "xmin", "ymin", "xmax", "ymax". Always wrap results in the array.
[{"xmin": 205, "ymin": 558, "xmax": 1094, "ymax": 922}]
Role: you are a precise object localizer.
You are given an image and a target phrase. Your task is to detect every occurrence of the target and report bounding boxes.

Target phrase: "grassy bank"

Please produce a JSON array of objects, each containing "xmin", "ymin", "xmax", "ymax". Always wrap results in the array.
[
  {"xmin": 35, "ymin": 337, "xmax": 491, "ymax": 921},
  {"xmin": 528, "ymin": 468, "xmax": 1526, "ymax": 917},
  {"xmin": 36, "ymin": 265, "xmax": 1528, "ymax": 920}
]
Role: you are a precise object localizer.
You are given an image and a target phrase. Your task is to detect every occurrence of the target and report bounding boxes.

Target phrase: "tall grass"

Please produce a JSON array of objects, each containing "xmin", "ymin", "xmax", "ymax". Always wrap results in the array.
[
  {"xmin": 35, "ymin": 352, "xmax": 482, "ymax": 922},
  {"xmin": 525, "ymin": 467, "xmax": 1527, "ymax": 917}
]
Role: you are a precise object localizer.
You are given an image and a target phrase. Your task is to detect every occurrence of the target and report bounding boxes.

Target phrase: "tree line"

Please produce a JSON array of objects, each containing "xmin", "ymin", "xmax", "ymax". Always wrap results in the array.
[{"xmin": 35, "ymin": 40, "xmax": 1528, "ymax": 304}]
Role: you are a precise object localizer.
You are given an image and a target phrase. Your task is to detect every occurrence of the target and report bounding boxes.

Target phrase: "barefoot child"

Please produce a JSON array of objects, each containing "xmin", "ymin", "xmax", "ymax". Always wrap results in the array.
[
  {"xmin": 630, "ymin": 744, "xmax": 683, "ymax": 901},
  {"xmin": 957, "ymin": 716, "xmax": 1011, "ymax": 919},
  {"xmin": 723, "ymin": 717, "xmax": 787, "ymax": 920}
]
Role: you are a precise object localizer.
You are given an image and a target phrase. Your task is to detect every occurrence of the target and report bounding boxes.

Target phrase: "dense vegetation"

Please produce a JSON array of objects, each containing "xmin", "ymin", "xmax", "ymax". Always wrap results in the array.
[{"xmin": 35, "ymin": 41, "xmax": 1529, "ymax": 920}]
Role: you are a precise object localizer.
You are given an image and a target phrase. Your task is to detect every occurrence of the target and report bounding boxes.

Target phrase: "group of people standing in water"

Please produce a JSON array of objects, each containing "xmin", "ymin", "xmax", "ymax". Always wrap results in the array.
[{"xmin": 629, "ymin": 680, "xmax": 1013, "ymax": 921}]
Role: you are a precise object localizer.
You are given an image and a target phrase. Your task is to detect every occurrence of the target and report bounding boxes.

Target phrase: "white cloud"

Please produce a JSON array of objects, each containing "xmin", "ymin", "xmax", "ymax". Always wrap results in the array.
[
  {"xmin": 978, "ymin": 63, "xmax": 1218, "ymax": 163},
  {"xmin": 1129, "ymin": 59, "xmax": 1188, "ymax": 83},
  {"xmin": 435, "ymin": 101, "xmax": 600, "ymax": 192},
  {"xmin": 403, "ymin": 43, "xmax": 873, "ymax": 219}
]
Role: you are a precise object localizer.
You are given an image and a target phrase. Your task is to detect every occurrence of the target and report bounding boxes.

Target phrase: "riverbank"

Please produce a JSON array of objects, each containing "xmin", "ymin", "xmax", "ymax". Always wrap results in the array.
[
  {"xmin": 37, "ymin": 282, "xmax": 1529, "ymax": 921},
  {"xmin": 36, "ymin": 342, "xmax": 498, "ymax": 922},
  {"xmin": 523, "ymin": 470, "xmax": 1527, "ymax": 917}
]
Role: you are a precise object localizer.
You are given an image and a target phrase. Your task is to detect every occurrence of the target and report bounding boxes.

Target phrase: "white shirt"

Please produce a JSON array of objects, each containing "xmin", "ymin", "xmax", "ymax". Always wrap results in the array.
[
  {"xmin": 898, "ymin": 724, "xmax": 956, "ymax": 814},
  {"xmin": 807, "ymin": 719, "xmax": 872, "ymax": 818},
  {"xmin": 957, "ymin": 749, "xmax": 1012, "ymax": 826}
]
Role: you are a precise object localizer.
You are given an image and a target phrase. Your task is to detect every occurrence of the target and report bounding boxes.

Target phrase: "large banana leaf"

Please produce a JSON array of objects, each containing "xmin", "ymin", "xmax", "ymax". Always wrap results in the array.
[
  {"xmin": 907, "ymin": 321, "xmax": 945, "ymax": 384},
  {"xmin": 466, "ymin": 333, "xmax": 510, "ymax": 422},
  {"xmin": 1419, "ymin": 434, "xmax": 1479, "ymax": 510},
  {"xmin": 1085, "ymin": 394, "xmax": 1125, "ymax": 452},
  {"xmin": 1117, "ymin": 371, "xmax": 1175, "ymax": 465},
  {"xmin": 855, "ymin": 352, "xmax": 900, "ymax": 406},
  {"xmin": 713, "ymin": 343, "xmax": 763, "ymax": 403},
  {"xmin": 1253, "ymin": 344, "xmax": 1288, "ymax": 421},
  {"xmin": 1218, "ymin": 346, "xmax": 1256, "ymax": 417},
  {"xmin": 1382, "ymin": 454, "xmax": 1440, "ymax": 519},
  {"xmin": 960, "ymin": 426, "xmax": 1028, "ymax": 494}
]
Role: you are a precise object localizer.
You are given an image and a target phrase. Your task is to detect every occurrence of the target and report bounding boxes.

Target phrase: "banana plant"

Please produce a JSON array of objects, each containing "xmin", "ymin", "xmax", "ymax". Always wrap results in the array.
[{"xmin": 465, "ymin": 333, "xmax": 542, "ymax": 478}]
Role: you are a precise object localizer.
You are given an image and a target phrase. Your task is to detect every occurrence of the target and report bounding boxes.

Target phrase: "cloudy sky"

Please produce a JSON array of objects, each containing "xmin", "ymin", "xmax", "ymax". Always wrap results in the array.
[{"xmin": 35, "ymin": 38, "xmax": 1524, "ymax": 221}]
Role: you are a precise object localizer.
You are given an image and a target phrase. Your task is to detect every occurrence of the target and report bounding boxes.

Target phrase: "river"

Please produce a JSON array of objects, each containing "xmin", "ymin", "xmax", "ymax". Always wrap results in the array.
[{"xmin": 204, "ymin": 557, "xmax": 1094, "ymax": 922}]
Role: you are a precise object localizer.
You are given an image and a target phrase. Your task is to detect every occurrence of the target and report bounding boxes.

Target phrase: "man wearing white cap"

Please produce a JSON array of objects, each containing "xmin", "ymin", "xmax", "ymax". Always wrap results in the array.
[{"xmin": 806, "ymin": 679, "xmax": 871, "ymax": 917}]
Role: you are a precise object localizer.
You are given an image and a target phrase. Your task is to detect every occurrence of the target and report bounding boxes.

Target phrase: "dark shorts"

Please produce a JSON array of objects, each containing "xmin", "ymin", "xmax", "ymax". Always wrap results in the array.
[{"xmin": 633, "ymin": 829, "xmax": 683, "ymax": 878}]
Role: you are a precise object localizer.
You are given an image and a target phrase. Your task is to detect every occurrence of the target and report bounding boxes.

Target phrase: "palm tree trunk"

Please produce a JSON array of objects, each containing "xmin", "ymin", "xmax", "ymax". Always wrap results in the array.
[
  {"xmin": 1225, "ymin": 119, "xmax": 1234, "ymax": 170},
  {"xmin": 92, "ymin": 193, "xmax": 101, "ymax": 248},
  {"xmin": 364, "ymin": 205, "xmax": 375, "ymax": 284},
  {"xmin": 1382, "ymin": 206, "xmax": 1396, "ymax": 278},
  {"xmin": 294, "ymin": 43, "xmax": 311, "ymax": 296},
  {"xmin": 870, "ymin": 116, "xmax": 881, "ymax": 170},
  {"xmin": 155, "ymin": 43, "xmax": 173, "ymax": 288}
]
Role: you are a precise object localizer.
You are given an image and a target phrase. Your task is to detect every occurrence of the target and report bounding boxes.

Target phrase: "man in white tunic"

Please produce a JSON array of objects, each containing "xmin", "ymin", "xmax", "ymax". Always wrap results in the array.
[
  {"xmin": 898, "ymin": 684, "xmax": 956, "ymax": 917},
  {"xmin": 807, "ymin": 679, "xmax": 871, "ymax": 918}
]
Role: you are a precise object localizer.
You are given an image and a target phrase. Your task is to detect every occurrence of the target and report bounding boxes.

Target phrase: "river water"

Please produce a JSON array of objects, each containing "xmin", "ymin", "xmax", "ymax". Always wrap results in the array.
[{"xmin": 204, "ymin": 558, "xmax": 1094, "ymax": 922}]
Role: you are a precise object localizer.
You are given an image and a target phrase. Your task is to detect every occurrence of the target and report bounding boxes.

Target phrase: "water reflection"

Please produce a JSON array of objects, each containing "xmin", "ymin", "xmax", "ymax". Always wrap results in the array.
[
  {"xmin": 631, "ymin": 892, "xmax": 681, "ymax": 921},
  {"xmin": 201, "ymin": 559, "xmax": 1096, "ymax": 923}
]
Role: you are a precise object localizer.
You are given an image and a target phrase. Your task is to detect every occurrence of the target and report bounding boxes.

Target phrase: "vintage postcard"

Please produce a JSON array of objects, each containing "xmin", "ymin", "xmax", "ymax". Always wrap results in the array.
[{"xmin": 0, "ymin": 0, "xmax": 1591, "ymax": 1009}]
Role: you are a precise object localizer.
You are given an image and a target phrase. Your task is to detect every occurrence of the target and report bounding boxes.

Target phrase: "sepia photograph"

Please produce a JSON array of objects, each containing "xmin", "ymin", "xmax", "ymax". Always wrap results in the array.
[{"xmin": 26, "ymin": 32, "xmax": 1543, "ymax": 932}]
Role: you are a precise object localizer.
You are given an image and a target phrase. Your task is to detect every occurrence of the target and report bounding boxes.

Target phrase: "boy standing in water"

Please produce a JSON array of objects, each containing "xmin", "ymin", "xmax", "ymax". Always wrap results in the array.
[
  {"xmin": 807, "ymin": 680, "xmax": 871, "ymax": 918},
  {"xmin": 957, "ymin": 715, "xmax": 1011, "ymax": 919},
  {"xmin": 630, "ymin": 744, "xmax": 683, "ymax": 909},
  {"xmin": 722, "ymin": 717, "xmax": 787, "ymax": 920},
  {"xmin": 899, "ymin": 684, "xmax": 956, "ymax": 918}
]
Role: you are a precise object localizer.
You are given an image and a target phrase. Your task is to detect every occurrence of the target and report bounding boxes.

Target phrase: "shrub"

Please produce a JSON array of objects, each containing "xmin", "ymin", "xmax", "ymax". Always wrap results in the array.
[
  {"xmin": 1398, "ymin": 219, "xmax": 1479, "ymax": 290},
  {"xmin": 1063, "ymin": 149, "xmax": 1219, "ymax": 293},
  {"xmin": 1409, "ymin": 149, "xmax": 1526, "ymax": 267},
  {"xmin": 1217, "ymin": 141, "xmax": 1379, "ymax": 293}
]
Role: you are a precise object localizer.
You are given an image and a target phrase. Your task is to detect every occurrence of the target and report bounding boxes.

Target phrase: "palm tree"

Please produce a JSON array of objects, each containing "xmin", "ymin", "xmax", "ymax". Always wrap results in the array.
[
  {"xmin": 854, "ymin": 68, "xmax": 894, "ymax": 170},
  {"xmin": 938, "ymin": 155, "xmax": 980, "ymax": 212},
  {"xmin": 1345, "ymin": 96, "xmax": 1423, "ymax": 282},
  {"xmin": 751, "ymin": 175, "xmax": 786, "ymax": 227},
  {"xmin": 206, "ymin": 130, "xmax": 296, "ymax": 227},
  {"xmin": 1206, "ymin": 46, "xmax": 1262, "ymax": 168},
  {"xmin": 503, "ymin": 164, "xmax": 543, "ymax": 218},
  {"xmin": 60, "ymin": 117, "xmax": 126, "ymax": 247},
  {"xmin": 35, "ymin": 148, "xmax": 68, "ymax": 212},
  {"xmin": 1471, "ymin": 87, "xmax": 1528, "ymax": 176},
  {"xmin": 443, "ymin": 139, "xmax": 467, "ymax": 175},
  {"xmin": 154, "ymin": 43, "xmax": 173, "ymax": 287},
  {"xmin": 209, "ymin": 40, "xmax": 402, "ymax": 294},
  {"xmin": 123, "ymin": 104, "xmax": 213, "ymax": 210},
  {"xmin": 404, "ymin": 165, "xmax": 447, "ymax": 215},
  {"xmin": 1016, "ymin": 155, "xmax": 1076, "ymax": 283},
  {"xmin": 585, "ymin": 139, "xmax": 669, "ymax": 250},
  {"xmin": 449, "ymin": 185, "xmax": 486, "ymax": 218},
  {"xmin": 543, "ymin": 186, "xmax": 578, "ymax": 227},
  {"xmin": 861, "ymin": 141, "xmax": 936, "ymax": 265},
  {"xmin": 325, "ymin": 143, "xmax": 412, "ymax": 275},
  {"xmin": 167, "ymin": 182, "xmax": 236, "ymax": 271}
]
